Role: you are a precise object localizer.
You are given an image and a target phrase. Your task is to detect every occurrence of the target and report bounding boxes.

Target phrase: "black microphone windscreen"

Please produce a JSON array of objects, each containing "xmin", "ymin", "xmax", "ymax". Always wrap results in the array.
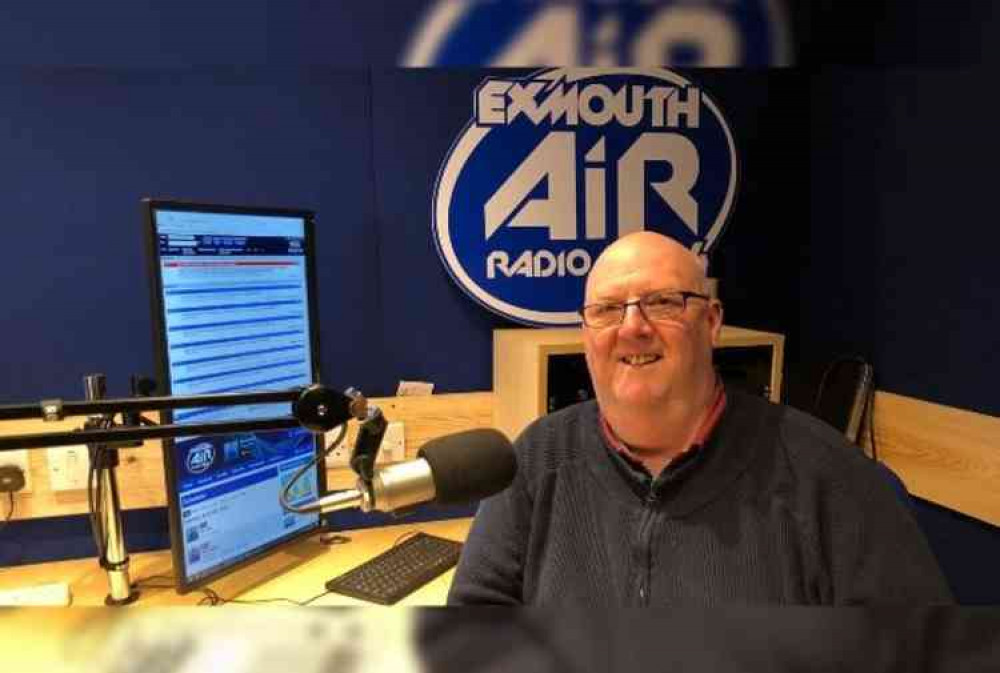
[{"xmin": 417, "ymin": 429, "xmax": 516, "ymax": 506}]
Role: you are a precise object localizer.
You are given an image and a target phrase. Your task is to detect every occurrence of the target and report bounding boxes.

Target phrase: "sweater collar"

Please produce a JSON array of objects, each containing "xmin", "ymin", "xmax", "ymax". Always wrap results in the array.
[
  {"xmin": 599, "ymin": 379, "xmax": 727, "ymax": 473},
  {"xmin": 585, "ymin": 386, "xmax": 773, "ymax": 517}
]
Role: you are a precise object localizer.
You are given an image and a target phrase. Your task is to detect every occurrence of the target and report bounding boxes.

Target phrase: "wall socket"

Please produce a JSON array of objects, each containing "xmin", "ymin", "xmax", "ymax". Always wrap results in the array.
[
  {"xmin": 380, "ymin": 421, "xmax": 405, "ymax": 463},
  {"xmin": 0, "ymin": 449, "xmax": 32, "ymax": 493},
  {"xmin": 47, "ymin": 446, "xmax": 90, "ymax": 491},
  {"xmin": 324, "ymin": 421, "xmax": 406, "ymax": 468}
]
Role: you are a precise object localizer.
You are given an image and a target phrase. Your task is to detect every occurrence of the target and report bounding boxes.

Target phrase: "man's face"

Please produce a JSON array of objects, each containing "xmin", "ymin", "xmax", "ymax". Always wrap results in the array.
[{"xmin": 582, "ymin": 239, "xmax": 722, "ymax": 415}]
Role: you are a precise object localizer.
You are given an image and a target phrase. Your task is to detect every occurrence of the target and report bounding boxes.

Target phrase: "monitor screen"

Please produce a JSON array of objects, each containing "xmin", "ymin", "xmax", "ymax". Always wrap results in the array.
[{"xmin": 144, "ymin": 199, "xmax": 325, "ymax": 593}]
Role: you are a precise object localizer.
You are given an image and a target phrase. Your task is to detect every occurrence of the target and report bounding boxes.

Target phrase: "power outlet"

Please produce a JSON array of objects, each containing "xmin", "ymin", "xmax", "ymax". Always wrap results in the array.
[
  {"xmin": 323, "ymin": 422, "xmax": 406, "ymax": 468},
  {"xmin": 0, "ymin": 449, "xmax": 32, "ymax": 493},
  {"xmin": 378, "ymin": 421, "xmax": 406, "ymax": 464},
  {"xmin": 324, "ymin": 426, "xmax": 351, "ymax": 468},
  {"xmin": 47, "ymin": 446, "xmax": 90, "ymax": 491}
]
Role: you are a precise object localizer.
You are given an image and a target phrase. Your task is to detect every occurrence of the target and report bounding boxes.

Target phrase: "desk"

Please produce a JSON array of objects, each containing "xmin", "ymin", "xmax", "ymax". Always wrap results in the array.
[{"xmin": 0, "ymin": 518, "xmax": 472, "ymax": 607}]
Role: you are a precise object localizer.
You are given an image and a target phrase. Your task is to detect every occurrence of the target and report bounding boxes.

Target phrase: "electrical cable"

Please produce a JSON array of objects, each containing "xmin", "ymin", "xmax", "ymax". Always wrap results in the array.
[
  {"xmin": 87, "ymin": 444, "xmax": 104, "ymax": 563},
  {"xmin": 86, "ymin": 414, "xmax": 117, "ymax": 566},
  {"xmin": 197, "ymin": 586, "xmax": 333, "ymax": 607},
  {"xmin": 130, "ymin": 573, "xmax": 176, "ymax": 590},
  {"xmin": 866, "ymin": 372, "xmax": 879, "ymax": 462},
  {"xmin": 0, "ymin": 491, "xmax": 14, "ymax": 531},
  {"xmin": 280, "ymin": 423, "xmax": 348, "ymax": 513},
  {"xmin": 88, "ymin": 437, "xmax": 101, "ymax": 562}
]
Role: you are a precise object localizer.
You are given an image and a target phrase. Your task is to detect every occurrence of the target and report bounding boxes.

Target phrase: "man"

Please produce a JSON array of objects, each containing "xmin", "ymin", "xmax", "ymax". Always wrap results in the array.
[{"xmin": 448, "ymin": 231, "xmax": 951, "ymax": 605}]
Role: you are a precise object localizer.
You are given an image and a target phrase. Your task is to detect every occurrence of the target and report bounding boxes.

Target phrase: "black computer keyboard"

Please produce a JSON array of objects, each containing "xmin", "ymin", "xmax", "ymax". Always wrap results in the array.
[{"xmin": 324, "ymin": 532, "xmax": 463, "ymax": 605}]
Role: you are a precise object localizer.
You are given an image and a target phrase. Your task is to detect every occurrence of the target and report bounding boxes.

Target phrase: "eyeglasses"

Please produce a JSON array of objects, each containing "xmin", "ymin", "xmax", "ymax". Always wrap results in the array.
[{"xmin": 579, "ymin": 290, "xmax": 711, "ymax": 328}]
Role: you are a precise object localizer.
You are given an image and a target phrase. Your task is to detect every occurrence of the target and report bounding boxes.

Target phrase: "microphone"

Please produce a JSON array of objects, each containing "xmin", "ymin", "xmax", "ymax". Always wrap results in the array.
[{"xmin": 305, "ymin": 428, "xmax": 516, "ymax": 514}]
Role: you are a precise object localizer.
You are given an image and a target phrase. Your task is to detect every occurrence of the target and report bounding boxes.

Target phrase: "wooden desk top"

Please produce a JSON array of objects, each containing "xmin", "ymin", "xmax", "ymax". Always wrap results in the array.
[{"xmin": 0, "ymin": 517, "xmax": 472, "ymax": 607}]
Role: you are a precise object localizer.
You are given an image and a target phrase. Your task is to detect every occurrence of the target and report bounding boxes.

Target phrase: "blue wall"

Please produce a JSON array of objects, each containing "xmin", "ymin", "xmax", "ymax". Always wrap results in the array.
[
  {"xmin": 803, "ymin": 68, "xmax": 1000, "ymax": 418},
  {"xmin": 0, "ymin": 2, "xmax": 997, "ymax": 602},
  {"xmin": 0, "ymin": 68, "xmax": 383, "ymax": 401},
  {"xmin": 803, "ymin": 68, "xmax": 1000, "ymax": 603},
  {"xmin": 0, "ymin": 1, "xmax": 424, "ymax": 67},
  {"xmin": 0, "ymin": 67, "xmax": 811, "ymax": 403}
]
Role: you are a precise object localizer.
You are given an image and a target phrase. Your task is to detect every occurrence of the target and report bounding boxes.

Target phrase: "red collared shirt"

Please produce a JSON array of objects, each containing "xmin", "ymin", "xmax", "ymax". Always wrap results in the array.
[{"xmin": 600, "ymin": 381, "xmax": 727, "ymax": 473}]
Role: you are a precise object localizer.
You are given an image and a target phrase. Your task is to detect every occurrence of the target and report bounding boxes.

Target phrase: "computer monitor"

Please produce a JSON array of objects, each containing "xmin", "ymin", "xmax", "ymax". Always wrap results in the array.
[{"xmin": 144, "ymin": 199, "xmax": 326, "ymax": 593}]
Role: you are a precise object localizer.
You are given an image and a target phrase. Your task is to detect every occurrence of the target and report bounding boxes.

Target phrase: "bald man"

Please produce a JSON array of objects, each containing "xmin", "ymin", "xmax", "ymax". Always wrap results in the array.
[
  {"xmin": 581, "ymin": 232, "xmax": 722, "ymax": 477},
  {"xmin": 449, "ymin": 232, "xmax": 951, "ymax": 605}
]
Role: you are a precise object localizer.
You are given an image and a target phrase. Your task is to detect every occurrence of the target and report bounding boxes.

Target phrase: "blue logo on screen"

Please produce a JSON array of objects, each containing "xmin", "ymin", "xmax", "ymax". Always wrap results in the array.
[
  {"xmin": 433, "ymin": 68, "xmax": 739, "ymax": 325},
  {"xmin": 186, "ymin": 442, "xmax": 216, "ymax": 475},
  {"xmin": 403, "ymin": 1, "xmax": 790, "ymax": 66}
]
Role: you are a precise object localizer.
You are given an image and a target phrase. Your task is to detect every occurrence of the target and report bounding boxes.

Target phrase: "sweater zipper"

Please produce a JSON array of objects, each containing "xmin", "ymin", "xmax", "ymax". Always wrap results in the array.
[{"xmin": 637, "ymin": 486, "xmax": 658, "ymax": 606}]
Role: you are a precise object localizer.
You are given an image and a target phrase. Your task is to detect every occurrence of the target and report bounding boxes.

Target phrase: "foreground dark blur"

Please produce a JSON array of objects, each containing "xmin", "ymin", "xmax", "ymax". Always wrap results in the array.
[
  {"xmin": 1, "ymin": 1, "xmax": 996, "ymax": 68},
  {"xmin": 3, "ymin": 607, "xmax": 997, "ymax": 672},
  {"xmin": 418, "ymin": 608, "xmax": 1000, "ymax": 672}
]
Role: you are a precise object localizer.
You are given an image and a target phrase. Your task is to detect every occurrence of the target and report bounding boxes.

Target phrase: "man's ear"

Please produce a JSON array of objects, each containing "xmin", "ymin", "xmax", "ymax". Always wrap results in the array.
[{"xmin": 708, "ymin": 300, "xmax": 724, "ymax": 346}]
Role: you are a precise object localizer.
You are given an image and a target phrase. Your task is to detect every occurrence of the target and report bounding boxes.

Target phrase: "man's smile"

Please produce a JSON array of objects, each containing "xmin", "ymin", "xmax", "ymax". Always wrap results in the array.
[{"xmin": 619, "ymin": 353, "xmax": 663, "ymax": 367}]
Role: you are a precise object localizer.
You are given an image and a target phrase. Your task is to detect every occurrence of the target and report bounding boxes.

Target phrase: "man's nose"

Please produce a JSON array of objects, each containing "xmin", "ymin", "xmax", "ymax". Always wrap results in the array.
[{"xmin": 619, "ymin": 303, "xmax": 653, "ymax": 335}]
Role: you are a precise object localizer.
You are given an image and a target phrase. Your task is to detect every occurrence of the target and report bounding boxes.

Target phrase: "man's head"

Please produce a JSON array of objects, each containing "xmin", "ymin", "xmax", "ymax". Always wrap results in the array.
[{"xmin": 581, "ymin": 232, "xmax": 723, "ymax": 417}]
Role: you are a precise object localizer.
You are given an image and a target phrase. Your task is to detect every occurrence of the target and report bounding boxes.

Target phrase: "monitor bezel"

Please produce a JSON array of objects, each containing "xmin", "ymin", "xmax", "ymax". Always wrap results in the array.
[{"xmin": 143, "ymin": 197, "xmax": 327, "ymax": 595}]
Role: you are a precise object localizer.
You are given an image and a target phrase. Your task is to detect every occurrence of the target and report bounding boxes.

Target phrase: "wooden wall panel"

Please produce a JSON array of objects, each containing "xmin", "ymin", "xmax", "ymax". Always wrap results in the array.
[
  {"xmin": 4, "ymin": 387, "xmax": 996, "ymax": 528},
  {"xmin": 864, "ymin": 391, "xmax": 1000, "ymax": 527},
  {"xmin": 0, "ymin": 392, "xmax": 494, "ymax": 519}
]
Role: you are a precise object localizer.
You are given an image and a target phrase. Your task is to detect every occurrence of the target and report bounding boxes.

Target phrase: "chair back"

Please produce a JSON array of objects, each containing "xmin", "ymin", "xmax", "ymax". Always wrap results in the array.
[{"xmin": 813, "ymin": 357, "xmax": 874, "ymax": 445}]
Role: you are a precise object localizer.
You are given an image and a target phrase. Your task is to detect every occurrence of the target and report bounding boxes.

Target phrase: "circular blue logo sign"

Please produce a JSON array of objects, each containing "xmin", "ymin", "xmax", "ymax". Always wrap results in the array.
[
  {"xmin": 404, "ymin": 1, "xmax": 790, "ymax": 67},
  {"xmin": 433, "ymin": 67, "xmax": 739, "ymax": 325}
]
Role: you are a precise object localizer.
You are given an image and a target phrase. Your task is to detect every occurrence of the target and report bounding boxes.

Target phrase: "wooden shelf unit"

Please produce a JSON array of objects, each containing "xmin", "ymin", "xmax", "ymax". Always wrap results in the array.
[{"xmin": 493, "ymin": 326, "xmax": 785, "ymax": 440}]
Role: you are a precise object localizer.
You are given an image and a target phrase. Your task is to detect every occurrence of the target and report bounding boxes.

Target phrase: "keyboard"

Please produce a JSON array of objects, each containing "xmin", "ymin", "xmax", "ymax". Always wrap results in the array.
[{"xmin": 324, "ymin": 532, "xmax": 463, "ymax": 605}]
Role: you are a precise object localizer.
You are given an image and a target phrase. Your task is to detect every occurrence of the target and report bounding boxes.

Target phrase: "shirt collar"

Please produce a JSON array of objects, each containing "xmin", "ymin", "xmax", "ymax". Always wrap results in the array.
[{"xmin": 599, "ymin": 379, "xmax": 727, "ymax": 471}]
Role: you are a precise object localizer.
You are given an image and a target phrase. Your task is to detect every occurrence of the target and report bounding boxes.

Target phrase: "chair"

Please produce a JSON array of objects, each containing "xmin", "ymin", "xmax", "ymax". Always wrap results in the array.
[
  {"xmin": 812, "ymin": 356, "xmax": 874, "ymax": 445},
  {"xmin": 813, "ymin": 356, "xmax": 911, "ymax": 506}
]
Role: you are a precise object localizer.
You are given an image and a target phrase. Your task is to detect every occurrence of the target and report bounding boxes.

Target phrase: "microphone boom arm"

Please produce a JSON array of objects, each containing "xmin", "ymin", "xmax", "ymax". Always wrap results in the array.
[
  {"xmin": 0, "ymin": 380, "xmax": 376, "ymax": 606},
  {"xmin": 0, "ymin": 384, "xmax": 369, "ymax": 452}
]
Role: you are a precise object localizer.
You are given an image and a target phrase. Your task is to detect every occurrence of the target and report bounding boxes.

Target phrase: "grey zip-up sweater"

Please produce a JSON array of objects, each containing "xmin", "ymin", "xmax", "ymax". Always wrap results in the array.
[{"xmin": 448, "ymin": 388, "xmax": 952, "ymax": 605}]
